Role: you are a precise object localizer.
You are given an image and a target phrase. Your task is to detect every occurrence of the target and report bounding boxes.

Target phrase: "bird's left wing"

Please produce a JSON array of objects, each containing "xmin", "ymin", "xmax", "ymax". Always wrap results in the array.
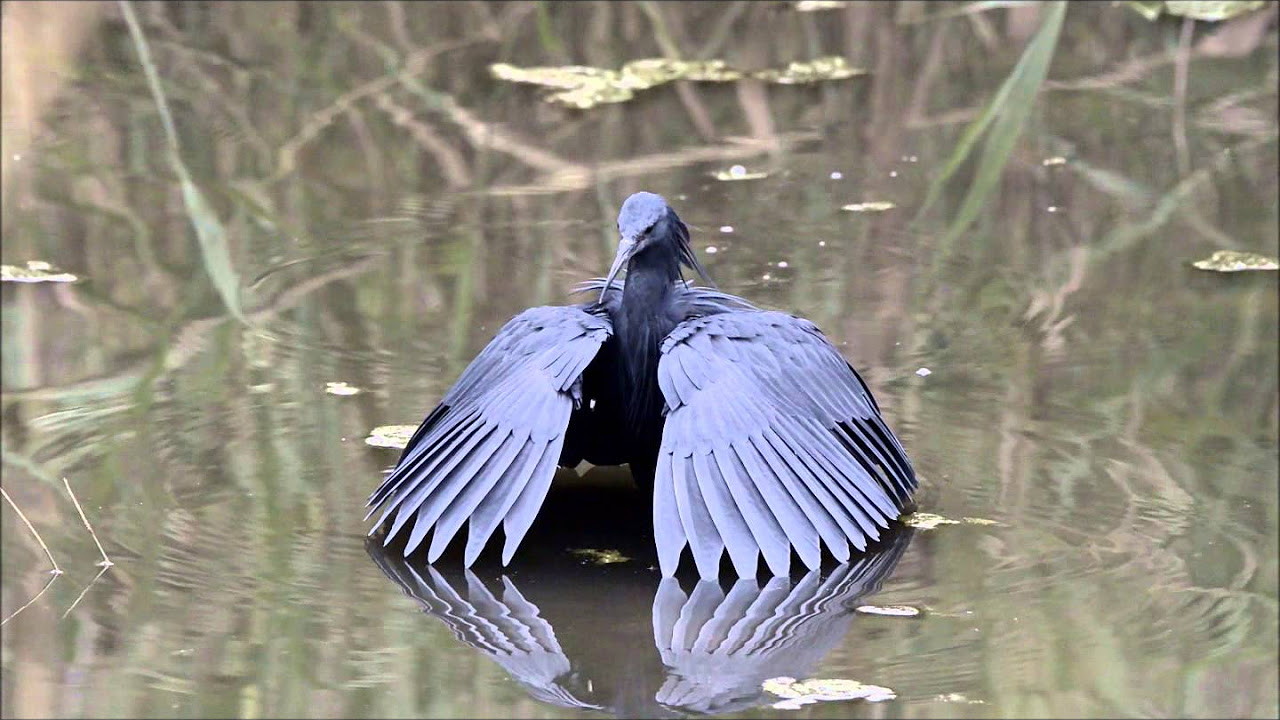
[
  {"xmin": 654, "ymin": 311, "xmax": 916, "ymax": 578},
  {"xmin": 367, "ymin": 305, "xmax": 611, "ymax": 565}
]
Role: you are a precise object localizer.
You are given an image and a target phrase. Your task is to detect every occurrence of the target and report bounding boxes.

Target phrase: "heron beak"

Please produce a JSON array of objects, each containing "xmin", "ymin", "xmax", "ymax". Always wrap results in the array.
[{"xmin": 599, "ymin": 236, "xmax": 636, "ymax": 304}]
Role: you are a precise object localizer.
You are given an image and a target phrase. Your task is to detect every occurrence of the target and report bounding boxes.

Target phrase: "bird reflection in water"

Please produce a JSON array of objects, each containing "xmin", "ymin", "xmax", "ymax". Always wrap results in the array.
[{"xmin": 365, "ymin": 486, "xmax": 913, "ymax": 717}]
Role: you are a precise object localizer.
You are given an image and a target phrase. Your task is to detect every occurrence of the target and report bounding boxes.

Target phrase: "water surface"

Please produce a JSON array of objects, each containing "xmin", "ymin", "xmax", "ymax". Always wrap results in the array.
[{"xmin": 2, "ymin": 2, "xmax": 1277, "ymax": 718}]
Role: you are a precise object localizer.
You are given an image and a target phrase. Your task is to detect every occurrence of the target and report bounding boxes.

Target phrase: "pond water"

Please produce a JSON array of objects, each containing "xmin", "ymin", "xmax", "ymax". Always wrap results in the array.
[{"xmin": 2, "ymin": 2, "xmax": 1277, "ymax": 718}]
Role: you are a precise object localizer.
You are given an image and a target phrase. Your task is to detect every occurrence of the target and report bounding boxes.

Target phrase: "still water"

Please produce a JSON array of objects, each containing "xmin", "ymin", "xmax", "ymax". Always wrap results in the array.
[{"xmin": 2, "ymin": 2, "xmax": 1277, "ymax": 717}]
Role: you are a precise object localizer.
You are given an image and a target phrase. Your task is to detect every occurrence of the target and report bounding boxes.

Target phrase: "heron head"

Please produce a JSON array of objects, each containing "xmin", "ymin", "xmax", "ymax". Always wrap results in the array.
[{"xmin": 600, "ymin": 192, "xmax": 712, "ymax": 302}]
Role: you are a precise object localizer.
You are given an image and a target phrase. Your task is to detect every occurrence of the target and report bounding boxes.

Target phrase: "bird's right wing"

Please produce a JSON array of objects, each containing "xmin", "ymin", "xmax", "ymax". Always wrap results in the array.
[
  {"xmin": 653, "ymin": 310, "xmax": 916, "ymax": 579},
  {"xmin": 367, "ymin": 305, "xmax": 611, "ymax": 565}
]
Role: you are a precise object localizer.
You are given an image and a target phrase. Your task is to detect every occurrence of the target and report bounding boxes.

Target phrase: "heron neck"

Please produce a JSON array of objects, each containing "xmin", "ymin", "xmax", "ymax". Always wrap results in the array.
[{"xmin": 621, "ymin": 246, "xmax": 680, "ymax": 311}]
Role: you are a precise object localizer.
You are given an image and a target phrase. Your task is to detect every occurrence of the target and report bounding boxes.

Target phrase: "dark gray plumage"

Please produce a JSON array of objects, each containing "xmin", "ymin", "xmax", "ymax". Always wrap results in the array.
[{"xmin": 366, "ymin": 191, "xmax": 918, "ymax": 578}]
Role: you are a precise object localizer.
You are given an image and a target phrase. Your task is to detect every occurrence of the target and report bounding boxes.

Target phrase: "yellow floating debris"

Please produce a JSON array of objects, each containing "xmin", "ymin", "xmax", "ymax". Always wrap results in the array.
[
  {"xmin": 1, "ymin": 261, "xmax": 78, "ymax": 283},
  {"xmin": 795, "ymin": 0, "xmax": 851, "ymax": 10},
  {"xmin": 935, "ymin": 692, "xmax": 986, "ymax": 704},
  {"xmin": 1126, "ymin": 0, "xmax": 1267, "ymax": 22},
  {"xmin": 492, "ymin": 56, "xmax": 864, "ymax": 109},
  {"xmin": 842, "ymin": 201, "xmax": 896, "ymax": 213},
  {"xmin": 754, "ymin": 56, "xmax": 865, "ymax": 84},
  {"xmin": 902, "ymin": 512, "xmax": 1002, "ymax": 529},
  {"xmin": 712, "ymin": 165, "xmax": 770, "ymax": 181},
  {"xmin": 1191, "ymin": 250, "xmax": 1279, "ymax": 272},
  {"xmin": 365, "ymin": 425, "xmax": 416, "ymax": 449},
  {"xmin": 855, "ymin": 604, "xmax": 922, "ymax": 617},
  {"xmin": 326, "ymin": 381, "xmax": 362, "ymax": 396},
  {"xmin": 568, "ymin": 548, "xmax": 631, "ymax": 565},
  {"xmin": 763, "ymin": 676, "xmax": 896, "ymax": 709},
  {"xmin": 1041, "ymin": 156, "xmax": 1067, "ymax": 166}
]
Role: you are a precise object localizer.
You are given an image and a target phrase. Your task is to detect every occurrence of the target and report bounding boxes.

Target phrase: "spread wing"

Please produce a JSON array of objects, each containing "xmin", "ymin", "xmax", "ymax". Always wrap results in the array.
[
  {"xmin": 653, "ymin": 311, "xmax": 916, "ymax": 578},
  {"xmin": 367, "ymin": 305, "xmax": 611, "ymax": 565}
]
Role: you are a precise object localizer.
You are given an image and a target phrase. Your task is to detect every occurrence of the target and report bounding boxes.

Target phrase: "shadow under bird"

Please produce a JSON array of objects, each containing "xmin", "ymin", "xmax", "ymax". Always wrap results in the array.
[{"xmin": 366, "ymin": 191, "xmax": 918, "ymax": 578}]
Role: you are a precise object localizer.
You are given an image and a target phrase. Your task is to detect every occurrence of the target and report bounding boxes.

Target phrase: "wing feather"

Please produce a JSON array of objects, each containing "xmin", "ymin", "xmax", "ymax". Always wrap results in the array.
[
  {"xmin": 655, "ymin": 309, "xmax": 916, "ymax": 578},
  {"xmin": 653, "ymin": 450, "xmax": 687, "ymax": 573},
  {"xmin": 367, "ymin": 306, "xmax": 610, "ymax": 566},
  {"xmin": 463, "ymin": 438, "xmax": 545, "ymax": 565},
  {"xmin": 677, "ymin": 454, "xmax": 728, "ymax": 578}
]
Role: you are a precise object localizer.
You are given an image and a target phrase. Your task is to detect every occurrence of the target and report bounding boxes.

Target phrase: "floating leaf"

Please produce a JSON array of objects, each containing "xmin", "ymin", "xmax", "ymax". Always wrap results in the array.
[
  {"xmin": 1191, "ymin": 250, "xmax": 1279, "ymax": 272},
  {"xmin": 902, "ymin": 512, "xmax": 961, "ymax": 529},
  {"xmin": 935, "ymin": 693, "xmax": 986, "ymax": 704},
  {"xmin": 855, "ymin": 604, "xmax": 923, "ymax": 617},
  {"xmin": 568, "ymin": 548, "xmax": 630, "ymax": 565},
  {"xmin": 490, "ymin": 63, "xmax": 616, "ymax": 90},
  {"xmin": 794, "ymin": 0, "xmax": 850, "ymax": 10},
  {"xmin": 1125, "ymin": 0, "xmax": 1168, "ymax": 19},
  {"xmin": 842, "ymin": 201, "xmax": 896, "ymax": 213},
  {"xmin": 1125, "ymin": 1, "xmax": 1267, "ymax": 21},
  {"xmin": 763, "ymin": 677, "xmax": 896, "ymax": 709},
  {"xmin": 713, "ymin": 165, "xmax": 770, "ymax": 181},
  {"xmin": 902, "ymin": 512, "xmax": 1002, "ymax": 529},
  {"xmin": 325, "ymin": 381, "xmax": 362, "ymax": 396},
  {"xmin": 624, "ymin": 58, "xmax": 744, "ymax": 84},
  {"xmin": 1, "ymin": 261, "xmax": 78, "ymax": 283},
  {"xmin": 491, "ymin": 56, "xmax": 862, "ymax": 109},
  {"xmin": 753, "ymin": 56, "xmax": 865, "ymax": 84},
  {"xmin": 366, "ymin": 425, "xmax": 416, "ymax": 449}
]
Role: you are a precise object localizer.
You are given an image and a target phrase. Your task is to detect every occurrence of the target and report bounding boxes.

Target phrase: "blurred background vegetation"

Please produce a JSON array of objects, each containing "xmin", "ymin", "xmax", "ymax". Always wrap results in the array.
[{"xmin": 1, "ymin": 1, "xmax": 1277, "ymax": 718}]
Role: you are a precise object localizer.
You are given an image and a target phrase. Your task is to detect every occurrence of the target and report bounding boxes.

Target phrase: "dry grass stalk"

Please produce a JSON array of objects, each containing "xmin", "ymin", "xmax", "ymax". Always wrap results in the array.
[{"xmin": 63, "ymin": 477, "xmax": 113, "ymax": 568}]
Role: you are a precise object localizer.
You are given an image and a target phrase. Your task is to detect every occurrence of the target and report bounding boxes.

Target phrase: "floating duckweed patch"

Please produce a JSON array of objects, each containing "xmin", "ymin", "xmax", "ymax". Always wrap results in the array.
[
  {"xmin": 1191, "ymin": 250, "xmax": 1279, "ymax": 272},
  {"xmin": 1042, "ymin": 156, "xmax": 1068, "ymax": 166},
  {"xmin": 842, "ymin": 201, "xmax": 896, "ymax": 213},
  {"xmin": 794, "ymin": 0, "xmax": 850, "ymax": 10},
  {"xmin": 325, "ymin": 381, "xmax": 362, "ymax": 396},
  {"xmin": 855, "ymin": 604, "xmax": 923, "ymax": 617},
  {"xmin": 366, "ymin": 425, "xmax": 416, "ymax": 449},
  {"xmin": 1125, "ymin": 0, "xmax": 1267, "ymax": 21},
  {"xmin": 492, "ymin": 56, "xmax": 864, "ymax": 109},
  {"xmin": 713, "ymin": 165, "xmax": 770, "ymax": 181},
  {"xmin": 1, "ymin": 261, "xmax": 78, "ymax": 283},
  {"xmin": 902, "ymin": 512, "xmax": 1001, "ymax": 529},
  {"xmin": 763, "ymin": 677, "xmax": 896, "ymax": 709},
  {"xmin": 568, "ymin": 548, "xmax": 630, "ymax": 565}
]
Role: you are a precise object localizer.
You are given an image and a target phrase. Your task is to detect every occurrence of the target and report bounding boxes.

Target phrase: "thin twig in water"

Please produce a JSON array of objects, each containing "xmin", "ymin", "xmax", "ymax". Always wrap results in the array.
[
  {"xmin": 61, "ymin": 566, "xmax": 111, "ymax": 619},
  {"xmin": 1, "ymin": 486, "xmax": 62, "ymax": 575},
  {"xmin": 1, "ymin": 575, "xmax": 59, "ymax": 627},
  {"xmin": 63, "ymin": 478, "xmax": 113, "ymax": 567}
]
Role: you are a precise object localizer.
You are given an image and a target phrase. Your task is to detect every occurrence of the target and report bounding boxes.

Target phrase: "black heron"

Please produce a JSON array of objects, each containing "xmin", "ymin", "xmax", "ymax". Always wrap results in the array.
[{"xmin": 366, "ymin": 191, "xmax": 918, "ymax": 578}]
